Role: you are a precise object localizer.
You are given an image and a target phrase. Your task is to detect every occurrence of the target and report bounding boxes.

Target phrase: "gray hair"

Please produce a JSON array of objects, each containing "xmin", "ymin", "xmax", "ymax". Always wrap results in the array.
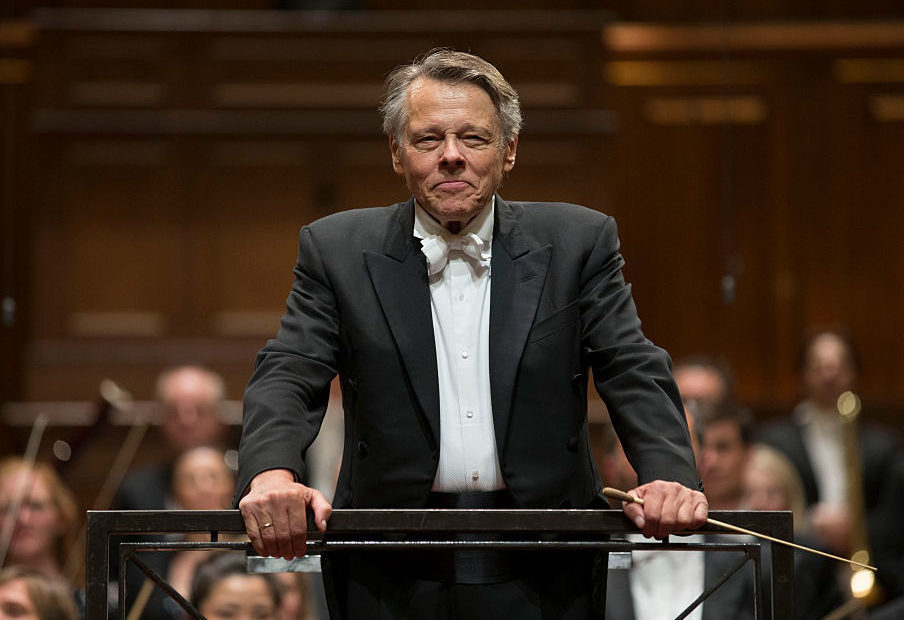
[
  {"xmin": 155, "ymin": 364, "xmax": 226, "ymax": 403},
  {"xmin": 380, "ymin": 49, "xmax": 523, "ymax": 145}
]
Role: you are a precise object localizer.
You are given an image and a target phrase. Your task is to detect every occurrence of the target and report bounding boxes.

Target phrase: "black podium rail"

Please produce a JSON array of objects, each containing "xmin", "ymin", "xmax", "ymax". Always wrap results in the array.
[{"xmin": 86, "ymin": 508, "xmax": 793, "ymax": 620}]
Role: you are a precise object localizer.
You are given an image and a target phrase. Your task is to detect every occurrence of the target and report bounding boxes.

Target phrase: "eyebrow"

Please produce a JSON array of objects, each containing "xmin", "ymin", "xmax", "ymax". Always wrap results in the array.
[{"xmin": 409, "ymin": 122, "xmax": 494, "ymax": 135}]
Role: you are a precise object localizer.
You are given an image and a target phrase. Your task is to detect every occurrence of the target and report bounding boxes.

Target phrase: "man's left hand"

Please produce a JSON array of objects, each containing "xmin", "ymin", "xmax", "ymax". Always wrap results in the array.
[{"xmin": 620, "ymin": 480, "xmax": 708, "ymax": 539}]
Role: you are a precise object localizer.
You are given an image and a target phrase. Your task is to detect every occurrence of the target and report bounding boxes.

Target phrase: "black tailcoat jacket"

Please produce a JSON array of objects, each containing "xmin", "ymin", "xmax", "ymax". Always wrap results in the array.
[{"xmin": 236, "ymin": 197, "xmax": 699, "ymax": 512}]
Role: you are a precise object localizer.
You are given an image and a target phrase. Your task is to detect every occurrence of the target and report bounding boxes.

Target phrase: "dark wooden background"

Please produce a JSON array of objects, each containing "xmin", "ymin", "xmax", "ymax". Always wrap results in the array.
[{"xmin": 2, "ymin": 3, "xmax": 903, "ymax": 478}]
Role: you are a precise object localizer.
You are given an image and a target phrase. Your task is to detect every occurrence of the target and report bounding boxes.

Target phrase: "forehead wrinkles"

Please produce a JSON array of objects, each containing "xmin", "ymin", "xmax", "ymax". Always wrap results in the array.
[{"xmin": 403, "ymin": 79, "xmax": 499, "ymax": 136}]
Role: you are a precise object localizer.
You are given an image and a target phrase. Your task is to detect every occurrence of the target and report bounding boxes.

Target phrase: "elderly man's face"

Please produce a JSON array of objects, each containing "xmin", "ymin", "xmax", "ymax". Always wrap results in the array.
[
  {"xmin": 161, "ymin": 369, "xmax": 224, "ymax": 451},
  {"xmin": 390, "ymin": 77, "xmax": 517, "ymax": 230}
]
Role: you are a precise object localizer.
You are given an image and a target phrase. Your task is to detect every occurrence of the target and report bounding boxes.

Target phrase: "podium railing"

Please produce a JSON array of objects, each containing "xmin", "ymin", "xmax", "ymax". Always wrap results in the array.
[{"xmin": 86, "ymin": 508, "xmax": 793, "ymax": 620}]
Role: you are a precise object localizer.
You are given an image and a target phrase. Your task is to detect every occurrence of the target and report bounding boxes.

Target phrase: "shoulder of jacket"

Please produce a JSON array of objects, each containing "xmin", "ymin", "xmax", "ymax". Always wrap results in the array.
[
  {"xmin": 505, "ymin": 200, "xmax": 611, "ymax": 225},
  {"xmin": 306, "ymin": 202, "xmax": 404, "ymax": 230}
]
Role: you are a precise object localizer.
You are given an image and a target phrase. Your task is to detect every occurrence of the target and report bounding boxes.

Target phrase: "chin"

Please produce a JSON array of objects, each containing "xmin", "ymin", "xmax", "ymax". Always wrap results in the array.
[
  {"xmin": 435, "ymin": 202, "xmax": 485, "ymax": 220},
  {"xmin": 10, "ymin": 545, "xmax": 44, "ymax": 562}
]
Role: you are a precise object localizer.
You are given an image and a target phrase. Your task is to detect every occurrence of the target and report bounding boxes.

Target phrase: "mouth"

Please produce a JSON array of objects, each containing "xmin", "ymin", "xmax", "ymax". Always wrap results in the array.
[{"xmin": 433, "ymin": 180, "xmax": 471, "ymax": 191}]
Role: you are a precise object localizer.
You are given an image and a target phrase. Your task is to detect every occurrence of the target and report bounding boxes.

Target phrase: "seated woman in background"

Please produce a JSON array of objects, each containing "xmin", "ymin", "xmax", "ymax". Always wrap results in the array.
[
  {"xmin": 743, "ymin": 444, "xmax": 845, "ymax": 620},
  {"xmin": 167, "ymin": 446, "xmax": 238, "ymax": 595},
  {"xmin": 0, "ymin": 457, "xmax": 79, "ymax": 578},
  {"xmin": 190, "ymin": 552, "xmax": 282, "ymax": 620},
  {"xmin": 0, "ymin": 566, "xmax": 79, "ymax": 620},
  {"xmin": 121, "ymin": 446, "xmax": 238, "ymax": 619}
]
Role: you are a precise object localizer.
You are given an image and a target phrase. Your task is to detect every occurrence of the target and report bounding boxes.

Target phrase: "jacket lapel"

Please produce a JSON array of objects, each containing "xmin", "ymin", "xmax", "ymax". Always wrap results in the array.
[
  {"xmin": 490, "ymin": 197, "xmax": 551, "ymax": 456},
  {"xmin": 364, "ymin": 200, "xmax": 440, "ymax": 446}
]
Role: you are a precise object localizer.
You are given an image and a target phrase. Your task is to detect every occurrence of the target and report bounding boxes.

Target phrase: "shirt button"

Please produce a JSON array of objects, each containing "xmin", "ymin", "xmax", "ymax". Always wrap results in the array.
[
  {"xmin": 458, "ymin": 293, "xmax": 465, "ymax": 301},
  {"xmin": 472, "ymin": 471, "xmax": 479, "ymax": 481},
  {"xmin": 466, "ymin": 409, "xmax": 474, "ymax": 418},
  {"xmin": 461, "ymin": 350, "xmax": 469, "ymax": 359}
]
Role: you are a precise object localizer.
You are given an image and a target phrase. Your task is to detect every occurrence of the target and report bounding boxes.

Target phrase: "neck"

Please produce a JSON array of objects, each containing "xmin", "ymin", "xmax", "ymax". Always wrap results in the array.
[
  {"xmin": 12, "ymin": 554, "xmax": 61, "ymax": 579},
  {"xmin": 806, "ymin": 398, "xmax": 839, "ymax": 415}
]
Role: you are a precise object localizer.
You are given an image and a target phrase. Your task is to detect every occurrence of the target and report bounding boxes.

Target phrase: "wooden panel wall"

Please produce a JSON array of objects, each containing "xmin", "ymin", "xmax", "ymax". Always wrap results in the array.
[
  {"xmin": 604, "ymin": 23, "xmax": 904, "ymax": 422},
  {"xmin": 7, "ymin": 2, "xmax": 904, "ymax": 20},
  {"xmin": 4, "ymin": 9, "xmax": 904, "ymax": 438},
  {"xmin": 0, "ymin": 20, "xmax": 34, "ymax": 416},
  {"xmin": 16, "ymin": 10, "xmax": 612, "ymax": 405}
]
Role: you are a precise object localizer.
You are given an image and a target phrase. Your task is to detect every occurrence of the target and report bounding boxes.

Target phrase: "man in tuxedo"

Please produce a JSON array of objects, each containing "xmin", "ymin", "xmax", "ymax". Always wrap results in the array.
[{"xmin": 236, "ymin": 49, "xmax": 708, "ymax": 619}]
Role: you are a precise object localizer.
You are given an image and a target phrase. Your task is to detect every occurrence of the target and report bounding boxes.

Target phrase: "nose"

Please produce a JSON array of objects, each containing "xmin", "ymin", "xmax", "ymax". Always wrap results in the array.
[
  {"xmin": 176, "ymin": 403, "xmax": 201, "ymax": 427},
  {"xmin": 15, "ymin": 504, "xmax": 34, "ymax": 525},
  {"xmin": 439, "ymin": 135, "xmax": 464, "ymax": 167}
]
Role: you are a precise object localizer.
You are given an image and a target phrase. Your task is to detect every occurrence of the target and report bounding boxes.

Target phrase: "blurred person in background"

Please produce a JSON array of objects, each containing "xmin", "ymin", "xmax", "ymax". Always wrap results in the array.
[
  {"xmin": 189, "ymin": 552, "xmax": 282, "ymax": 620},
  {"xmin": 110, "ymin": 366, "xmax": 230, "ymax": 618},
  {"xmin": 743, "ymin": 444, "xmax": 844, "ymax": 620},
  {"xmin": 114, "ymin": 365, "xmax": 228, "ymax": 513},
  {"xmin": 673, "ymin": 355, "xmax": 736, "ymax": 408},
  {"xmin": 167, "ymin": 446, "xmax": 237, "ymax": 595},
  {"xmin": 758, "ymin": 327, "xmax": 904, "ymax": 599},
  {"xmin": 604, "ymin": 407, "xmax": 752, "ymax": 620},
  {"xmin": 273, "ymin": 572, "xmax": 310, "ymax": 620},
  {"xmin": 0, "ymin": 459, "xmax": 82, "ymax": 617},
  {"xmin": 0, "ymin": 566, "xmax": 79, "ymax": 620},
  {"xmin": 700, "ymin": 401, "xmax": 753, "ymax": 511},
  {"xmin": 0, "ymin": 458, "xmax": 78, "ymax": 579},
  {"xmin": 121, "ymin": 446, "xmax": 238, "ymax": 620}
]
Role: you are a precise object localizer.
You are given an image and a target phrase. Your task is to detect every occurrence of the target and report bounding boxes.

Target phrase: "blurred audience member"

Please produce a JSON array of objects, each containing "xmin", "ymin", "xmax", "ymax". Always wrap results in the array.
[
  {"xmin": 758, "ymin": 327, "xmax": 904, "ymax": 599},
  {"xmin": 110, "ymin": 367, "xmax": 230, "ymax": 618},
  {"xmin": 274, "ymin": 572, "xmax": 310, "ymax": 620},
  {"xmin": 673, "ymin": 355, "xmax": 736, "ymax": 407},
  {"xmin": 604, "ymin": 408, "xmax": 752, "ymax": 620},
  {"xmin": 0, "ymin": 566, "xmax": 79, "ymax": 620},
  {"xmin": 122, "ymin": 446, "xmax": 238, "ymax": 620},
  {"xmin": 743, "ymin": 445, "xmax": 807, "ymax": 530},
  {"xmin": 115, "ymin": 365, "xmax": 228, "ymax": 513},
  {"xmin": 190, "ymin": 553, "xmax": 281, "ymax": 620},
  {"xmin": 167, "ymin": 447, "xmax": 237, "ymax": 596},
  {"xmin": 0, "ymin": 458, "xmax": 78, "ymax": 578},
  {"xmin": 700, "ymin": 401, "xmax": 753, "ymax": 510},
  {"xmin": 172, "ymin": 446, "xmax": 235, "ymax": 517},
  {"xmin": 743, "ymin": 444, "xmax": 844, "ymax": 620}
]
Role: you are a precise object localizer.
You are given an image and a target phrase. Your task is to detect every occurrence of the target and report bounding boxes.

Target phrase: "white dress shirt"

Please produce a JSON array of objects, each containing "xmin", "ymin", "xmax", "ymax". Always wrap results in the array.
[
  {"xmin": 795, "ymin": 401, "xmax": 846, "ymax": 506},
  {"xmin": 628, "ymin": 534, "xmax": 706, "ymax": 620},
  {"xmin": 413, "ymin": 199, "xmax": 504, "ymax": 492}
]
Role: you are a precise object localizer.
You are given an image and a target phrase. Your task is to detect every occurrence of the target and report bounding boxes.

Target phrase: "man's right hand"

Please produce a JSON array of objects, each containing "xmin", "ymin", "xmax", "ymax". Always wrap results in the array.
[{"xmin": 238, "ymin": 468, "xmax": 332, "ymax": 559}]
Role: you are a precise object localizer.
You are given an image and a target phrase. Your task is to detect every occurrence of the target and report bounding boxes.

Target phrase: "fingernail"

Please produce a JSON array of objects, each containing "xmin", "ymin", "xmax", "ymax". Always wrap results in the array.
[
  {"xmin": 321, "ymin": 519, "xmax": 327, "ymax": 528},
  {"xmin": 634, "ymin": 516, "xmax": 644, "ymax": 529}
]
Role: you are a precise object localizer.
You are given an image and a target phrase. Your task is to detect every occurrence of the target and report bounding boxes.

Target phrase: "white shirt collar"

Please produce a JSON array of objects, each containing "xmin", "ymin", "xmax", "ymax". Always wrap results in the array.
[{"xmin": 794, "ymin": 400, "xmax": 841, "ymax": 429}]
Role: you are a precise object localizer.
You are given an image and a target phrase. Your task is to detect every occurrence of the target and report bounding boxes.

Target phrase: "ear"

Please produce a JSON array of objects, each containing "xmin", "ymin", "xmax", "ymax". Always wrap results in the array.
[
  {"xmin": 503, "ymin": 136, "xmax": 518, "ymax": 173},
  {"xmin": 389, "ymin": 134, "xmax": 404, "ymax": 175}
]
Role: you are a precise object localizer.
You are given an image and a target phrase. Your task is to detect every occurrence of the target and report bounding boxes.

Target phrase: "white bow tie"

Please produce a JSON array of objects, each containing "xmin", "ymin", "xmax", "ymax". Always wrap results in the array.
[{"xmin": 420, "ymin": 233, "xmax": 491, "ymax": 276}]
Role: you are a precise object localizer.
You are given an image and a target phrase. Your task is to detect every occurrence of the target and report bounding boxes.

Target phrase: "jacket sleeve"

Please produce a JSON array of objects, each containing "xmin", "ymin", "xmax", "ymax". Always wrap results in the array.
[
  {"xmin": 234, "ymin": 225, "xmax": 341, "ymax": 505},
  {"xmin": 581, "ymin": 216, "xmax": 701, "ymax": 490}
]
